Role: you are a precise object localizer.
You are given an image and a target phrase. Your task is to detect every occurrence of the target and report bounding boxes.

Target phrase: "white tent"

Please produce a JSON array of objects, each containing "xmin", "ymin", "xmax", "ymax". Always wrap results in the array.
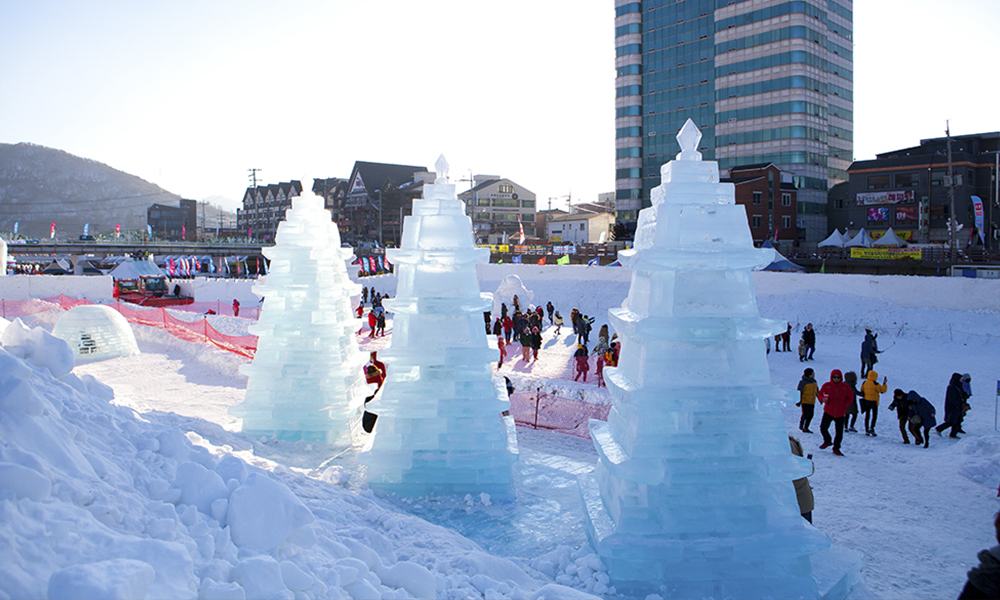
[
  {"xmin": 108, "ymin": 257, "xmax": 164, "ymax": 280},
  {"xmin": 872, "ymin": 227, "xmax": 907, "ymax": 247},
  {"xmin": 844, "ymin": 228, "xmax": 873, "ymax": 248},
  {"xmin": 818, "ymin": 229, "xmax": 846, "ymax": 248}
]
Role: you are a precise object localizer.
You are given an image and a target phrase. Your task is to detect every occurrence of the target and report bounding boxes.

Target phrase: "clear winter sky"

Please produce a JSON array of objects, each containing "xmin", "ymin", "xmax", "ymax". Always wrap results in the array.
[{"xmin": 1, "ymin": 1, "xmax": 998, "ymax": 213}]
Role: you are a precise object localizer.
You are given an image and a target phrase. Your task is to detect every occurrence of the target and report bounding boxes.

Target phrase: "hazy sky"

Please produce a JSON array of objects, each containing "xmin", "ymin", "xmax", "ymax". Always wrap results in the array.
[{"xmin": 1, "ymin": 1, "xmax": 997, "ymax": 213}]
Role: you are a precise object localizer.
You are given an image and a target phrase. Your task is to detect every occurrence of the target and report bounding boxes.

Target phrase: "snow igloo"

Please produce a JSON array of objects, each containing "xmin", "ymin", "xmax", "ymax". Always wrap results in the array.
[{"xmin": 52, "ymin": 305, "xmax": 140, "ymax": 364}]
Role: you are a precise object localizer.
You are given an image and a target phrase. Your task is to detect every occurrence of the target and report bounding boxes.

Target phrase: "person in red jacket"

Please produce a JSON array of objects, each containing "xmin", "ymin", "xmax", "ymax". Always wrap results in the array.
[{"xmin": 818, "ymin": 369, "xmax": 853, "ymax": 456}]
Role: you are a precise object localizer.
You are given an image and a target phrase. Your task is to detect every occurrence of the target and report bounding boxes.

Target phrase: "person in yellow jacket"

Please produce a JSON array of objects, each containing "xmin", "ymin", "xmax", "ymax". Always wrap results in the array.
[
  {"xmin": 860, "ymin": 369, "xmax": 888, "ymax": 437},
  {"xmin": 796, "ymin": 368, "xmax": 818, "ymax": 433}
]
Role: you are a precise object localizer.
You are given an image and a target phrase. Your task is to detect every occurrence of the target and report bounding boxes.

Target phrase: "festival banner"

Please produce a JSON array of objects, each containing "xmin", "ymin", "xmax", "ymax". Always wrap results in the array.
[
  {"xmin": 83, "ymin": 223, "xmax": 89, "ymax": 236},
  {"xmin": 182, "ymin": 225, "xmax": 186, "ymax": 240},
  {"xmin": 857, "ymin": 190, "xmax": 914, "ymax": 205},
  {"xmin": 587, "ymin": 258, "xmax": 599, "ymax": 266},
  {"xmin": 849, "ymin": 247, "xmax": 922, "ymax": 260},
  {"xmin": 147, "ymin": 225, "xmax": 152, "ymax": 238},
  {"xmin": 973, "ymin": 196, "xmax": 985, "ymax": 244},
  {"xmin": 895, "ymin": 206, "xmax": 919, "ymax": 222},
  {"xmin": 13, "ymin": 222, "xmax": 18, "ymax": 234},
  {"xmin": 870, "ymin": 230, "xmax": 914, "ymax": 241},
  {"xmin": 557, "ymin": 255, "xmax": 570, "ymax": 265},
  {"xmin": 50, "ymin": 223, "xmax": 56, "ymax": 239},
  {"xmin": 512, "ymin": 255, "xmax": 522, "ymax": 264},
  {"xmin": 537, "ymin": 257, "xmax": 546, "ymax": 265},
  {"xmin": 115, "ymin": 223, "xmax": 121, "ymax": 238},
  {"xmin": 867, "ymin": 207, "xmax": 890, "ymax": 222}
]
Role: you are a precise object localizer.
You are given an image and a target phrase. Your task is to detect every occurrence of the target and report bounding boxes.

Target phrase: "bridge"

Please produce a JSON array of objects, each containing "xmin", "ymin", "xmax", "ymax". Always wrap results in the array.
[{"xmin": 5, "ymin": 240, "xmax": 267, "ymax": 259}]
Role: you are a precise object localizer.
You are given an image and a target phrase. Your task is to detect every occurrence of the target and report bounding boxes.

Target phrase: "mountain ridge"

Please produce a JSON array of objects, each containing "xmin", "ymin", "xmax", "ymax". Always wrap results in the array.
[{"xmin": 0, "ymin": 142, "xmax": 184, "ymax": 239}]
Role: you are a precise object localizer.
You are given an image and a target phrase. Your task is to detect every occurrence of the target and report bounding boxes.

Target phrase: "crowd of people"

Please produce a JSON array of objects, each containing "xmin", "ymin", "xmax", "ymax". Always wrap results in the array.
[{"xmin": 794, "ymin": 329, "xmax": 974, "ymax": 457}]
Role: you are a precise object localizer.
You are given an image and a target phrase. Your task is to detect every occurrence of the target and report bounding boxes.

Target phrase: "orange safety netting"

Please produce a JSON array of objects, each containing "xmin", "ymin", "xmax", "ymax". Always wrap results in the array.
[
  {"xmin": 509, "ymin": 391, "xmax": 610, "ymax": 438},
  {"xmin": 3, "ymin": 295, "xmax": 257, "ymax": 359}
]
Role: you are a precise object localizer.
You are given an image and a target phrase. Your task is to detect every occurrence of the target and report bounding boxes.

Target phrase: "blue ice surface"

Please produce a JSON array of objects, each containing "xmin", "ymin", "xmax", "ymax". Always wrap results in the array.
[{"xmin": 374, "ymin": 426, "xmax": 599, "ymax": 560}]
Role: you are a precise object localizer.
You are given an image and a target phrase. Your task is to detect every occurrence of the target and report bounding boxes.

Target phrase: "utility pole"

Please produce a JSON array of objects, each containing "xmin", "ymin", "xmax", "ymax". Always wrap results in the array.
[
  {"xmin": 946, "ymin": 122, "xmax": 956, "ymax": 262},
  {"xmin": 248, "ymin": 168, "xmax": 262, "ymax": 189}
]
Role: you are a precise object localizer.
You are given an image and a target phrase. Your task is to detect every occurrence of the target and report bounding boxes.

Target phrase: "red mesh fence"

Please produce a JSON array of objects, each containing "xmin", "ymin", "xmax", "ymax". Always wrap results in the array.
[
  {"xmin": 169, "ymin": 301, "xmax": 261, "ymax": 320},
  {"xmin": 509, "ymin": 391, "xmax": 610, "ymax": 438},
  {"xmin": 0, "ymin": 298, "xmax": 62, "ymax": 319},
  {"xmin": 4, "ymin": 295, "xmax": 256, "ymax": 359}
]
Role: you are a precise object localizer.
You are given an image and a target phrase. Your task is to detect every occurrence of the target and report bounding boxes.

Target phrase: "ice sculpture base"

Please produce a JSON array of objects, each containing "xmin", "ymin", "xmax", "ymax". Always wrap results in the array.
[
  {"xmin": 579, "ymin": 472, "xmax": 864, "ymax": 599},
  {"xmin": 240, "ymin": 418, "xmax": 363, "ymax": 445}
]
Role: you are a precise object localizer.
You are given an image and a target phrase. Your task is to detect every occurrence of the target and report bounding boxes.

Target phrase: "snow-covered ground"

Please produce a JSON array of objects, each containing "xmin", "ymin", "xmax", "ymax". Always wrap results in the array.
[{"xmin": 1, "ymin": 270, "xmax": 999, "ymax": 600}]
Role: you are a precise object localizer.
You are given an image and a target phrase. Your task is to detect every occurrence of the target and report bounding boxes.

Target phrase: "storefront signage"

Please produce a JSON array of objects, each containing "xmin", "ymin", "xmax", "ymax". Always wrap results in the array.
[
  {"xmin": 857, "ymin": 190, "xmax": 914, "ymax": 205},
  {"xmin": 849, "ymin": 247, "xmax": 922, "ymax": 260}
]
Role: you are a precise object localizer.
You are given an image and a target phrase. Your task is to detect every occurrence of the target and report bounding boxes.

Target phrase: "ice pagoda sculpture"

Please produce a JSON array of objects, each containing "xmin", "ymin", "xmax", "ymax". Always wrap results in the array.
[
  {"xmin": 52, "ymin": 305, "xmax": 140, "ymax": 364},
  {"xmin": 360, "ymin": 155, "xmax": 518, "ymax": 498},
  {"xmin": 581, "ymin": 120, "xmax": 861, "ymax": 598},
  {"xmin": 228, "ymin": 182, "xmax": 368, "ymax": 445}
]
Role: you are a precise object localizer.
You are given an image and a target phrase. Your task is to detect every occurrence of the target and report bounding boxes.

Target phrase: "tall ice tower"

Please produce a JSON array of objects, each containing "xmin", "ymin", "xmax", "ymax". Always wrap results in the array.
[
  {"xmin": 613, "ymin": 0, "xmax": 853, "ymax": 241},
  {"xmin": 360, "ymin": 156, "xmax": 518, "ymax": 498},
  {"xmin": 583, "ymin": 120, "xmax": 862, "ymax": 598}
]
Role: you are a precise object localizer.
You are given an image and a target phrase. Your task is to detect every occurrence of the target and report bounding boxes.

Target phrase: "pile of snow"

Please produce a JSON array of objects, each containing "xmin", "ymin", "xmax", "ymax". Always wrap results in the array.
[{"xmin": 0, "ymin": 318, "xmax": 595, "ymax": 600}]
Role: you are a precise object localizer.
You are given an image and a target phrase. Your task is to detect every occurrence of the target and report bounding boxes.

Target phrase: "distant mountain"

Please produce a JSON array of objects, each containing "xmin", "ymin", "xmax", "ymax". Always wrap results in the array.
[{"xmin": 0, "ymin": 142, "xmax": 181, "ymax": 239}]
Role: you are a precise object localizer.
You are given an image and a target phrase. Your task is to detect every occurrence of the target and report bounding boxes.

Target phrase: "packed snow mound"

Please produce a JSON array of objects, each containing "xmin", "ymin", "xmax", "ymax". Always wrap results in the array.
[
  {"xmin": 493, "ymin": 274, "xmax": 535, "ymax": 314},
  {"xmin": 0, "ymin": 323, "xmax": 590, "ymax": 600},
  {"xmin": 51, "ymin": 304, "xmax": 140, "ymax": 364}
]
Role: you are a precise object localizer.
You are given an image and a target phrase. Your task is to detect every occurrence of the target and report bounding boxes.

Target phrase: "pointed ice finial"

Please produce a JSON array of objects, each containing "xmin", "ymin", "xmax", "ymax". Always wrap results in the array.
[
  {"xmin": 676, "ymin": 119, "xmax": 703, "ymax": 161},
  {"xmin": 435, "ymin": 154, "xmax": 449, "ymax": 183}
]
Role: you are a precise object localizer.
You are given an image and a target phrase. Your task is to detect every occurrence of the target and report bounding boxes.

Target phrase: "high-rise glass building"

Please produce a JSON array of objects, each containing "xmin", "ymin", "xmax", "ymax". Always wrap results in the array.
[{"xmin": 614, "ymin": 0, "xmax": 853, "ymax": 241}]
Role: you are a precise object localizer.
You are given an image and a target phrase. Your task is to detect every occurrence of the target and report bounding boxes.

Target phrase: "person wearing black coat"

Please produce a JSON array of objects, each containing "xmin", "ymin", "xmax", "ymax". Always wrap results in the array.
[
  {"xmin": 908, "ymin": 390, "xmax": 937, "ymax": 448},
  {"xmin": 887, "ymin": 389, "xmax": 913, "ymax": 444},
  {"xmin": 860, "ymin": 329, "xmax": 880, "ymax": 376},
  {"xmin": 958, "ymin": 512, "xmax": 1000, "ymax": 599},
  {"xmin": 546, "ymin": 301, "xmax": 555, "ymax": 324},
  {"xmin": 935, "ymin": 373, "xmax": 966, "ymax": 438},
  {"xmin": 802, "ymin": 323, "xmax": 816, "ymax": 360},
  {"xmin": 492, "ymin": 318, "xmax": 503, "ymax": 337}
]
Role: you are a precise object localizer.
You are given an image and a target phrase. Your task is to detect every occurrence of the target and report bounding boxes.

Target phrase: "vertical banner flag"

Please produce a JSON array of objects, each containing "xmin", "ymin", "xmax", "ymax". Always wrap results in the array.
[
  {"xmin": 13, "ymin": 221, "xmax": 18, "ymax": 234},
  {"xmin": 182, "ymin": 225, "xmax": 186, "ymax": 240},
  {"xmin": 773, "ymin": 228, "xmax": 779, "ymax": 242},
  {"xmin": 248, "ymin": 227, "xmax": 253, "ymax": 239},
  {"xmin": 973, "ymin": 196, "xmax": 985, "ymax": 244},
  {"xmin": 368, "ymin": 256, "xmax": 377, "ymax": 273},
  {"xmin": 115, "ymin": 223, "xmax": 121, "ymax": 238},
  {"xmin": 518, "ymin": 215, "xmax": 525, "ymax": 244},
  {"xmin": 588, "ymin": 257, "xmax": 599, "ymax": 266},
  {"xmin": 512, "ymin": 255, "xmax": 522, "ymax": 264},
  {"xmin": 146, "ymin": 224, "xmax": 152, "ymax": 238},
  {"xmin": 83, "ymin": 223, "xmax": 89, "ymax": 236},
  {"xmin": 50, "ymin": 223, "xmax": 56, "ymax": 239},
  {"xmin": 537, "ymin": 257, "xmax": 546, "ymax": 265}
]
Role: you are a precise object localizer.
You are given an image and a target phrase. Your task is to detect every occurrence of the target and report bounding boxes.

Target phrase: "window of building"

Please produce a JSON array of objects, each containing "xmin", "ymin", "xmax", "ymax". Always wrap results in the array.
[
  {"xmin": 498, "ymin": 184, "xmax": 514, "ymax": 194},
  {"xmin": 867, "ymin": 175, "xmax": 890, "ymax": 190},
  {"xmin": 782, "ymin": 193, "xmax": 791, "ymax": 207},
  {"xmin": 782, "ymin": 215, "xmax": 791, "ymax": 229},
  {"xmin": 895, "ymin": 173, "xmax": 919, "ymax": 188},
  {"xmin": 752, "ymin": 215, "xmax": 761, "ymax": 228},
  {"xmin": 580, "ymin": 223, "xmax": 585, "ymax": 230},
  {"xmin": 752, "ymin": 191, "xmax": 762, "ymax": 205},
  {"xmin": 931, "ymin": 171, "xmax": 945, "ymax": 186},
  {"xmin": 521, "ymin": 200, "xmax": 535, "ymax": 208}
]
